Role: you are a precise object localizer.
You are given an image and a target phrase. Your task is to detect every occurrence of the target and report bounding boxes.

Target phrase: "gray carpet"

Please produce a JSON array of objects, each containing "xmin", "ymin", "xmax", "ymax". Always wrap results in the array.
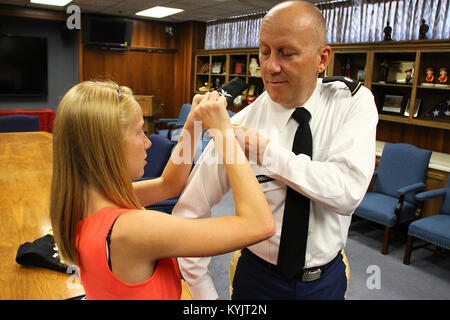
[{"xmin": 208, "ymin": 191, "xmax": 450, "ymax": 300}]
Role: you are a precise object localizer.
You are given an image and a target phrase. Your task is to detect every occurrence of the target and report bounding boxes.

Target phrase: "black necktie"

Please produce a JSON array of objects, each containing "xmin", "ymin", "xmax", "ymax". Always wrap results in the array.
[{"xmin": 277, "ymin": 107, "xmax": 312, "ymax": 279}]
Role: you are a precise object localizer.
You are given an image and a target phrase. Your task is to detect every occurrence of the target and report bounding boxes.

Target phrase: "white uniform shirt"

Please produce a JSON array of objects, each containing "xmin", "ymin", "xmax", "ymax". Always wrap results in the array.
[{"xmin": 173, "ymin": 78, "xmax": 379, "ymax": 299}]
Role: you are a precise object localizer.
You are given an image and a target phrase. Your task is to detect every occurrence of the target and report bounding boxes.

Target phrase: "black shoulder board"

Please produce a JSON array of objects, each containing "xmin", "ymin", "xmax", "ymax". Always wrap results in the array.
[
  {"xmin": 256, "ymin": 175, "xmax": 275, "ymax": 183},
  {"xmin": 322, "ymin": 76, "xmax": 362, "ymax": 96}
]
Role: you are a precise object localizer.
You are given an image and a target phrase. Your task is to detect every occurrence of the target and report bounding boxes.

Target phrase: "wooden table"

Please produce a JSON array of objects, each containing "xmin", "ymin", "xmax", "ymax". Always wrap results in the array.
[
  {"xmin": 0, "ymin": 132, "xmax": 85, "ymax": 299},
  {"xmin": 134, "ymin": 95, "xmax": 163, "ymax": 134}
]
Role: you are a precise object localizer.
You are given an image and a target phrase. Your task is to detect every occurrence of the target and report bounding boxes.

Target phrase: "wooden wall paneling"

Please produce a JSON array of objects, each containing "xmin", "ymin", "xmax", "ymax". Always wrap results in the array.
[
  {"xmin": 0, "ymin": 4, "xmax": 66, "ymax": 21},
  {"xmin": 83, "ymin": 47, "xmax": 176, "ymax": 119},
  {"xmin": 172, "ymin": 23, "xmax": 191, "ymax": 119},
  {"xmin": 131, "ymin": 20, "xmax": 176, "ymax": 49},
  {"xmin": 81, "ymin": 19, "xmax": 206, "ymax": 120},
  {"xmin": 129, "ymin": 51, "xmax": 176, "ymax": 115},
  {"xmin": 171, "ymin": 22, "xmax": 206, "ymax": 118},
  {"xmin": 78, "ymin": 29, "xmax": 83, "ymax": 82},
  {"xmin": 376, "ymin": 120, "xmax": 449, "ymax": 153}
]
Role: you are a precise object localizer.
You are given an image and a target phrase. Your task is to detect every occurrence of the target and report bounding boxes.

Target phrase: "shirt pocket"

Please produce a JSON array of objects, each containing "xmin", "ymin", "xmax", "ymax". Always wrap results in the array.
[
  {"xmin": 260, "ymin": 179, "xmax": 285, "ymax": 192},
  {"xmin": 259, "ymin": 180, "xmax": 286, "ymax": 211}
]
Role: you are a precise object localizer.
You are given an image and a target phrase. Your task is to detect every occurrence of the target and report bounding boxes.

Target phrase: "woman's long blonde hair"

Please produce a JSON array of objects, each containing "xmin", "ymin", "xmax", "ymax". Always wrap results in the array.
[{"xmin": 50, "ymin": 80, "xmax": 143, "ymax": 265}]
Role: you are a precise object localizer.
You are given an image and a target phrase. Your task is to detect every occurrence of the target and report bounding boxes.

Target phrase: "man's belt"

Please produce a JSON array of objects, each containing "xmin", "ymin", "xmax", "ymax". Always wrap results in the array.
[{"xmin": 242, "ymin": 248, "xmax": 341, "ymax": 282}]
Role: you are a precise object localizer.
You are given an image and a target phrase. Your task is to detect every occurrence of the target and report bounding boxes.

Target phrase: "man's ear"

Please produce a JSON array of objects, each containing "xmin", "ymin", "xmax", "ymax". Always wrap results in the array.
[{"xmin": 317, "ymin": 45, "xmax": 331, "ymax": 74}]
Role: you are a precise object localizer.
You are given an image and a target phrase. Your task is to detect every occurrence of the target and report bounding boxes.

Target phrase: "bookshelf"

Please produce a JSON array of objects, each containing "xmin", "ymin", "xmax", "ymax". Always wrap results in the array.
[
  {"xmin": 327, "ymin": 39, "xmax": 450, "ymax": 131},
  {"xmin": 193, "ymin": 48, "xmax": 263, "ymax": 113},
  {"xmin": 192, "ymin": 40, "xmax": 450, "ymax": 153}
]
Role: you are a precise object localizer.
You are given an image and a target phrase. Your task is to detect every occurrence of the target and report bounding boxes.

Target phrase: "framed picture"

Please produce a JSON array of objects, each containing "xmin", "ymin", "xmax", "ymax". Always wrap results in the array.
[
  {"xmin": 382, "ymin": 94, "xmax": 404, "ymax": 114},
  {"xmin": 212, "ymin": 61, "xmax": 222, "ymax": 74},
  {"xmin": 387, "ymin": 61, "xmax": 415, "ymax": 84},
  {"xmin": 403, "ymin": 98, "xmax": 422, "ymax": 117},
  {"xmin": 357, "ymin": 69, "xmax": 366, "ymax": 82}
]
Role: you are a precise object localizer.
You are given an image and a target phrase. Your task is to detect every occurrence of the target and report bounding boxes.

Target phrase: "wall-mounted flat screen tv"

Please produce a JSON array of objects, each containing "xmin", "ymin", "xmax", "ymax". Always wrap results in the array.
[
  {"xmin": 82, "ymin": 16, "xmax": 133, "ymax": 47},
  {"xmin": 0, "ymin": 34, "xmax": 48, "ymax": 97}
]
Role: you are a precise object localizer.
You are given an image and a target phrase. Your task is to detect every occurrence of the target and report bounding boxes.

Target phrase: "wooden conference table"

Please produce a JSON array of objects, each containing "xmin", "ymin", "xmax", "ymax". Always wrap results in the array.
[
  {"xmin": 0, "ymin": 132, "xmax": 85, "ymax": 299},
  {"xmin": 0, "ymin": 132, "xmax": 192, "ymax": 300}
]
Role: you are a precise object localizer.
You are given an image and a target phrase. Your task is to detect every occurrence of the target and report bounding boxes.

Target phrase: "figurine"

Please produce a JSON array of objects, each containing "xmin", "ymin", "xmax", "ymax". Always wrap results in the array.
[
  {"xmin": 380, "ymin": 59, "xmax": 389, "ymax": 82},
  {"xmin": 439, "ymin": 67, "xmax": 448, "ymax": 84},
  {"xmin": 249, "ymin": 58, "xmax": 259, "ymax": 76},
  {"xmin": 214, "ymin": 77, "xmax": 221, "ymax": 89},
  {"xmin": 233, "ymin": 95, "xmax": 244, "ymax": 108},
  {"xmin": 419, "ymin": 19, "xmax": 429, "ymax": 40},
  {"xmin": 198, "ymin": 82, "xmax": 210, "ymax": 93},
  {"xmin": 344, "ymin": 58, "xmax": 351, "ymax": 78},
  {"xmin": 405, "ymin": 69, "xmax": 413, "ymax": 84},
  {"xmin": 383, "ymin": 22, "xmax": 392, "ymax": 41},
  {"xmin": 425, "ymin": 68, "xmax": 434, "ymax": 83},
  {"xmin": 246, "ymin": 96, "xmax": 256, "ymax": 105}
]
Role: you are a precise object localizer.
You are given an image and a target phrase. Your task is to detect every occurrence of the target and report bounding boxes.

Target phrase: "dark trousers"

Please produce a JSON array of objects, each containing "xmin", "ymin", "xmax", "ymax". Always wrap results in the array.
[{"xmin": 231, "ymin": 249, "xmax": 348, "ymax": 300}]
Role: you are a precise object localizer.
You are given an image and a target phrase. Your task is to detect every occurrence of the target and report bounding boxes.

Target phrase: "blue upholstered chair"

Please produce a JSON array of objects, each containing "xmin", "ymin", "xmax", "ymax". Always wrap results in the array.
[
  {"xmin": 403, "ymin": 177, "xmax": 450, "ymax": 264},
  {"xmin": 353, "ymin": 143, "xmax": 432, "ymax": 254},
  {"xmin": 154, "ymin": 103, "xmax": 191, "ymax": 141},
  {"xmin": 136, "ymin": 134, "xmax": 178, "ymax": 214},
  {"xmin": 0, "ymin": 114, "xmax": 40, "ymax": 132}
]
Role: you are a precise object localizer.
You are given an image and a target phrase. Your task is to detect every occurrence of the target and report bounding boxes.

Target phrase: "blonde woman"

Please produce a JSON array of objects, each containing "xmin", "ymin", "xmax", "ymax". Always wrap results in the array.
[{"xmin": 50, "ymin": 81, "xmax": 274, "ymax": 300}]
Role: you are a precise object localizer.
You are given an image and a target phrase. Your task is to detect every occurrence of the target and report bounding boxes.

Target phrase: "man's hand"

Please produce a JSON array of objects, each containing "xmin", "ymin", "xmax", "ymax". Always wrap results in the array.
[{"xmin": 233, "ymin": 124, "xmax": 270, "ymax": 165}]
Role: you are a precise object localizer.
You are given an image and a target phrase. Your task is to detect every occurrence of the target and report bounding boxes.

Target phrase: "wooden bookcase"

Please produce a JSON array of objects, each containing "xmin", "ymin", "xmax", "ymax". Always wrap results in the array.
[
  {"xmin": 192, "ymin": 41, "xmax": 449, "ymax": 217},
  {"xmin": 193, "ymin": 40, "xmax": 449, "ymax": 153},
  {"xmin": 327, "ymin": 39, "xmax": 450, "ymax": 132},
  {"xmin": 192, "ymin": 48, "xmax": 262, "ymax": 113}
]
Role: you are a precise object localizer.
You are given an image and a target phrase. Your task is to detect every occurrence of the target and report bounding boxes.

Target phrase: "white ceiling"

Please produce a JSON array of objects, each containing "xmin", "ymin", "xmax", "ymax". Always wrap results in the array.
[{"xmin": 0, "ymin": 0, "xmax": 328, "ymax": 23}]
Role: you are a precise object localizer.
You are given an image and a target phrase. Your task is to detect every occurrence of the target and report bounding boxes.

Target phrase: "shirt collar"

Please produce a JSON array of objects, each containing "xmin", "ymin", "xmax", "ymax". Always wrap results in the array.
[{"xmin": 267, "ymin": 78, "xmax": 322, "ymax": 130}]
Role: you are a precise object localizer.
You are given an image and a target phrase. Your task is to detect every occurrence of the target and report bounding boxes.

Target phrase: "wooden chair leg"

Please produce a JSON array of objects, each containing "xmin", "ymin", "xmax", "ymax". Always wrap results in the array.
[
  {"xmin": 403, "ymin": 235, "xmax": 414, "ymax": 265},
  {"xmin": 381, "ymin": 226, "xmax": 391, "ymax": 255}
]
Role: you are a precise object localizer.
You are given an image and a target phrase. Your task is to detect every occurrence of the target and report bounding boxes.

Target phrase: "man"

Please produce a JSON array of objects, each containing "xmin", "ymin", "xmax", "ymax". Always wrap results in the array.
[{"xmin": 173, "ymin": 0, "xmax": 378, "ymax": 300}]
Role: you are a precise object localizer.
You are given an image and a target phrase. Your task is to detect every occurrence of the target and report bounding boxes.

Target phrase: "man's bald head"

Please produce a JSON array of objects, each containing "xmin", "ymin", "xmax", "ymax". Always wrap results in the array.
[{"xmin": 262, "ymin": 1, "xmax": 327, "ymax": 49}]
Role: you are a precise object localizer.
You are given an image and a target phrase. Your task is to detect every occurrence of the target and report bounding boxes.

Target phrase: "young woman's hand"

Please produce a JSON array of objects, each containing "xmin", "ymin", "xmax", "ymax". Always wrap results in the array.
[
  {"xmin": 184, "ymin": 94, "xmax": 205, "ymax": 130},
  {"xmin": 192, "ymin": 91, "xmax": 231, "ymax": 135}
]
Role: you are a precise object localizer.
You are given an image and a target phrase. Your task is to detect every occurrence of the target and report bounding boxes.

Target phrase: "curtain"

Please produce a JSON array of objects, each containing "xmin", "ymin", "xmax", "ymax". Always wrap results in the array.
[
  {"xmin": 320, "ymin": 0, "xmax": 450, "ymax": 43},
  {"xmin": 204, "ymin": 0, "xmax": 449, "ymax": 49},
  {"xmin": 204, "ymin": 12, "xmax": 265, "ymax": 49}
]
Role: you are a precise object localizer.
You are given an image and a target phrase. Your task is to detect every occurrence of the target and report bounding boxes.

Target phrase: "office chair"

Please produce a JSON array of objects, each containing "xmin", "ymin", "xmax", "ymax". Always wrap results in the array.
[
  {"xmin": 154, "ymin": 103, "xmax": 191, "ymax": 141},
  {"xmin": 137, "ymin": 134, "xmax": 178, "ymax": 214},
  {"xmin": 0, "ymin": 114, "xmax": 40, "ymax": 132},
  {"xmin": 403, "ymin": 177, "xmax": 450, "ymax": 264},
  {"xmin": 353, "ymin": 143, "xmax": 432, "ymax": 254}
]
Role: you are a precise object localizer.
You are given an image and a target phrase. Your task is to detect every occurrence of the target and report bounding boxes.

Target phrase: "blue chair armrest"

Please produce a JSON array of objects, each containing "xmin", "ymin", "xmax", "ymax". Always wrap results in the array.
[
  {"xmin": 155, "ymin": 118, "xmax": 179, "ymax": 124},
  {"xmin": 166, "ymin": 121, "xmax": 185, "ymax": 127},
  {"xmin": 415, "ymin": 188, "xmax": 447, "ymax": 201},
  {"xmin": 397, "ymin": 182, "xmax": 426, "ymax": 196}
]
